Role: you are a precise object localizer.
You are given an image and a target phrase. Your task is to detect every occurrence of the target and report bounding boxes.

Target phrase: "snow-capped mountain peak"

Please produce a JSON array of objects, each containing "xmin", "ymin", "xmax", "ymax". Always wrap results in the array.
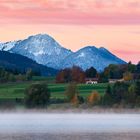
[
  {"xmin": 61, "ymin": 46, "xmax": 126, "ymax": 71},
  {"xmin": 0, "ymin": 34, "xmax": 126, "ymax": 71},
  {"xmin": 0, "ymin": 41, "xmax": 20, "ymax": 51},
  {"xmin": 10, "ymin": 34, "xmax": 73, "ymax": 69}
]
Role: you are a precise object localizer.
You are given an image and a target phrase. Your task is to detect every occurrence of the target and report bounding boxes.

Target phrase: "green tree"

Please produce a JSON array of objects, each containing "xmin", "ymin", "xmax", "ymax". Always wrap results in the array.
[
  {"xmin": 135, "ymin": 81, "xmax": 140, "ymax": 96},
  {"xmin": 25, "ymin": 83, "xmax": 51, "ymax": 108},
  {"xmin": 8, "ymin": 74, "xmax": 16, "ymax": 82},
  {"xmin": 103, "ymin": 64, "xmax": 122, "ymax": 79},
  {"xmin": 106, "ymin": 85, "xmax": 112, "ymax": 96},
  {"xmin": 125, "ymin": 84, "xmax": 136, "ymax": 106},
  {"xmin": 112, "ymin": 82, "xmax": 129, "ymax": 104},
  {"xmin": 102, "ymin": 85, "xmax": 113, "ymax": 106},
  {"xmin": 85, "ymin": 67, "xmax": 97, "ymax": 78},
  {"xmin": 136, "ymin": 96, "xmax": 140, "ymax": 107},
  {"xmin": 26, "ymin": 69, "xmax": 33, "ymax": 81},
  {"xmin": 136, "ymin": 61, "xmax": 140, "ymax": 73},
  {"xmin": 127, "ymin": 61, "xmax": 136, "ymax": 73}
]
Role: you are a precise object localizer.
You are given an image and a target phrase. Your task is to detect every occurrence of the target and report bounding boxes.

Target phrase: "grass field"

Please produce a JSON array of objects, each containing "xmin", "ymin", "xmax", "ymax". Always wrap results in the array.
[{"xmin": 0, "ymin": 76, "xmax": 108, "ymax": 100}]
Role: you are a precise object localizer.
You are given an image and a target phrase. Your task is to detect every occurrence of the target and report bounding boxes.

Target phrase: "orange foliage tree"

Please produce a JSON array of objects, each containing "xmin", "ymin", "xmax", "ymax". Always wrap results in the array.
[
  {"xmin": 87, "ymin": 91, "xmax": 100, "ymax": 105},
  {"xmin": 56, "ymin": 66, "xmax": 85, "ymax": 83}
]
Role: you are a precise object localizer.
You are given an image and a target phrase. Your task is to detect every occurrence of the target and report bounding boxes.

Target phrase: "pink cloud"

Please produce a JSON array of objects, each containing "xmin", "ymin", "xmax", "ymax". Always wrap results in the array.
[
  {"xmin": 112, "ymin": 50, "xmax": 140, "ymax": 64},
  {"xmin": 113, "ymin": 50, "xmax": 140, "ymax": 55},
  {"xmin": 0, "ymin": 0, "xmax": 140, "ymax": 25}
]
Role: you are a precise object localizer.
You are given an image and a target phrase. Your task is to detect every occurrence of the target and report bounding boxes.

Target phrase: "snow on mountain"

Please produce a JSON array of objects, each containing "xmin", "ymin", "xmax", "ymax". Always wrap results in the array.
[
  {"xmin": 0, "ymin": 34, "xmax": 126, "ymax": 71},
  {"xmin": 10, "ymin": 34, "xmax": 72, "ymax": 69},
  {"xmin": 61, "ymin": 46, "xmax": 126, "ymax": 71},
  {"xmin": 0, "ymin": 41, "xmax": 20, "ymax": 51}
]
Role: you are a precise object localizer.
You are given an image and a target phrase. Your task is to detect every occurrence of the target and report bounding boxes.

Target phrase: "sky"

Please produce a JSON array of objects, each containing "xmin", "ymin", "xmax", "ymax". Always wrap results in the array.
[{"xmin": 0, "ymin": 0, "xmax": 140, "ymax": 63}]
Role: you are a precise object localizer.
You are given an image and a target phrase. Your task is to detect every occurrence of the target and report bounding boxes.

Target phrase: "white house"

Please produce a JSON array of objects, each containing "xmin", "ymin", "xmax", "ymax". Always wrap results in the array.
[
  {"xmin": 85, "ymin": 78, "xmax": 98, "ymax": 84},
  {"xmin": 109, "ymin": 78, "xmax": 124, "ymax": 84}
]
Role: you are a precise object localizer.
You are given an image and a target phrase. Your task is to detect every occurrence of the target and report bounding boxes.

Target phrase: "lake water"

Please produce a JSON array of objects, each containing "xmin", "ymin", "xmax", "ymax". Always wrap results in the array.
[{"xmin": 0, "ymin": 113, "xmax": 140, "ymax": 134}]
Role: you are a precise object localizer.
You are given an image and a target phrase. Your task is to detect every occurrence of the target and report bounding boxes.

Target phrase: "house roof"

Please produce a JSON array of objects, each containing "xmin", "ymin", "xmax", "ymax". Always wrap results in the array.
[{"xmin": 85, "ymin": 78, "xmax": 98, "ymax": 81}]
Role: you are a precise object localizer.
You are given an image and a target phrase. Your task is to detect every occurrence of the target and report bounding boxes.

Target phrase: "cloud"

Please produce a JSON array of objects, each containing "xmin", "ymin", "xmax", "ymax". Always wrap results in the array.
[
  {"xmin": 130, "ymin": 31, "xmax": 140, "ymax": 34},
  {"xmin": 0, "ymin": 0, "xmax": 140, "ymax": 25},
  {"xmin": 114, "ymin": 50, "xmax": 140, "ymax": 55}
]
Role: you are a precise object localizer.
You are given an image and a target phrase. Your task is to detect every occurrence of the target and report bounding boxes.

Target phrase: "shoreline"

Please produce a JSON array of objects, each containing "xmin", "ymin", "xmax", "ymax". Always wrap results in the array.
[
  {"xmin": 0, "ymin": 107, "xmax": 140, "ymax": 114},
  {"xmin": 0, "ymin": 132, "xmax": 140, "ymax": 140}
]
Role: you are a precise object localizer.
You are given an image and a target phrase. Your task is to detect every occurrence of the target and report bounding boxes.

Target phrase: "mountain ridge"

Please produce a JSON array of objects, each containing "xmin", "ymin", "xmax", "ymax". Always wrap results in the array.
[
  {"xmin": 0, "ymin": 34, "xmax": 126, "ymax": 71},
  {"xmin": 61, "ymin": 46, "xmax": 126, "ymax": 71},
  {"xmin": 0, "ymin": 51, "xmax": 58, "ymax": 76}
]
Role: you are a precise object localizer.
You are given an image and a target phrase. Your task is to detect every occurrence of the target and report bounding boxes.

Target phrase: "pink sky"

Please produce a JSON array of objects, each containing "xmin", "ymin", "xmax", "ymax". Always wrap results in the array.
[{"xmin": 0, "ymin": 0, "xmax": 140, "ymax": 63}]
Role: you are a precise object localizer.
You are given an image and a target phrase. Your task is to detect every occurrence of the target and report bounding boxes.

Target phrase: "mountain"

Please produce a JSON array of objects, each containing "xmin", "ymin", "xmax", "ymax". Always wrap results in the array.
[
  {"xmin": 0, "ymin": 41, "xmax": 20, "ymax": 51},
  {"xmin": 10, "ymin": 34, "xmax": 72, "ymax": 69},
  {"xmin": 0, "ymin": 51, "xmax": 58, "ymax": 76},
  {"xmin": 0, "ymin": 34, "xmax": 126, "ymax": 71},
  {"xmin": 61, "ymin": 46, "xmax": 126, "ymax": 71}
]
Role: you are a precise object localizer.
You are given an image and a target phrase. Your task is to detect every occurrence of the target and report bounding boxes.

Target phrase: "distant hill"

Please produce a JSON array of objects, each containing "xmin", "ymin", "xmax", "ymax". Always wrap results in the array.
[{"xmin": 0, "ymin": 51, "xmax": 58, "ymax": 76}]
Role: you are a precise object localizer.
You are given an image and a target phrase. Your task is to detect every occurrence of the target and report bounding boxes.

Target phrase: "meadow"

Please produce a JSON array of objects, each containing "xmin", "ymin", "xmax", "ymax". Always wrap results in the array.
[{"xmin": 0, "ymin": 76, "xmax": 107, "ymax": 100}]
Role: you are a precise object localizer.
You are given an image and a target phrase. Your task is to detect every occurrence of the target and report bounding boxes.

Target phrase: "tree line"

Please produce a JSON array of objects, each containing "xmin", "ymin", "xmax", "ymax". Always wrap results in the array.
[
  {"xmin": 0, "ymin": 67, "xmax": 33, "ymax": 83},
  {"xmin": 61, "ymin": 81, "xmax": 140, "ymax": 107},
  {"xmin": 24, "ymin": 80, "xmax": 140, "ymax": 108},
  {"xmin": 56, "ymin": 61, "xmax": 140, "ymax": 83},
  {"xmin": 102, "ymin": 81, "xmax": 140, "ymax": 107}
]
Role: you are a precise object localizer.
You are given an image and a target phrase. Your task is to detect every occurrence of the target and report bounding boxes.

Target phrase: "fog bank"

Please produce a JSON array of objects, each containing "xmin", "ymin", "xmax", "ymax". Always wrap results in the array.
[{"xmin": 0, "ymin": 113, "xmax": 140, "ymax": 134}]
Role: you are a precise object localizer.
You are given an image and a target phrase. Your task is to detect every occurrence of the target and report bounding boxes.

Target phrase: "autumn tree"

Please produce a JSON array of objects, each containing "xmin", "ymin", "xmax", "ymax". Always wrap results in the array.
[
  {"xmin": 56, "ymin": 70, "xmax": 65, "ymax": 83},
  {"xmin": 56, "ymin": 66, "xmax": 85, "ymax": 83},
  {"xmin": 87, "ymin": 91, "xmax": 100, "ymax": 105},
  {"xmin": 71, "ymin": 66, "xmax": 85, "ymax": 83},
  {"xmin": 123, "ymin": 71, "xmax": 133, "ymax": 81}
]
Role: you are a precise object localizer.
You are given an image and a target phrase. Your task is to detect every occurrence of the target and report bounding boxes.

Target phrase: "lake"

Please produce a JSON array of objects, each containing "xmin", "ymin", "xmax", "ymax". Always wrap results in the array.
[{"xmin": 0, "ymin": 113, "xmax": 140, "ymax": 134}]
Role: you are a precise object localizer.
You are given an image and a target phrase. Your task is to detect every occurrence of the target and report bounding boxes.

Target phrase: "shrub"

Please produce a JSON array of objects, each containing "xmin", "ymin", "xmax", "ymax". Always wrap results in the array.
[{"xmin": 25, "ymin": 83, "xmax": 51, "ymax": 108}]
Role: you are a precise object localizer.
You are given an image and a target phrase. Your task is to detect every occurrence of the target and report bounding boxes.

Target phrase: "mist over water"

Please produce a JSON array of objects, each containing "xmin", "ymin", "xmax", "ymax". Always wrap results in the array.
[{"xmin": 0, "ymin": 113, "xmax": 140, "ymax": 134}]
